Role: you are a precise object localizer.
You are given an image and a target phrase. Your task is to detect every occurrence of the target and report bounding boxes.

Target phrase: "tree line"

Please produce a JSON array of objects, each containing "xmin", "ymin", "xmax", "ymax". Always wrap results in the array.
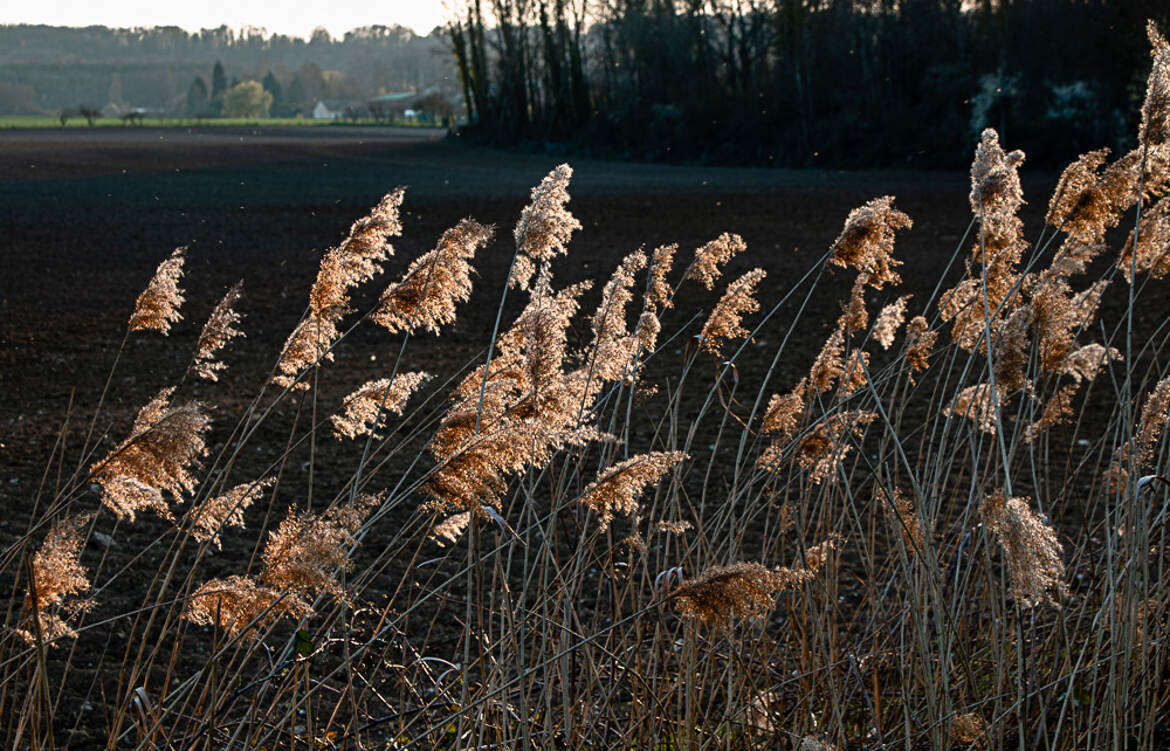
[
  {"xmin": 0, "ymin": 24, "xmax": 456, "ymax": 117},
  {"xmin": 449, "ymin": 0, "xmax": 1170, "ymax": 167}
]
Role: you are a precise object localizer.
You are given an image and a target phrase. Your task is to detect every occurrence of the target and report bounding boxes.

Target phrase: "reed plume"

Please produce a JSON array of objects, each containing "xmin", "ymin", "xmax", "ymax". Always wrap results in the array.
[
  {"xmin": 798, "ymin": 410, "xmax": 877, "ymax": 484},
  {"xmin": 688, "ymin": 232, "xmax": 746, "ymax": 290},
  {"xmin": 839, "ymin": 275, "xmax": 869, "ymax": 335},
  {"xmin": 184, "ymin": 575, "xmax": 311, "ymax": 639},
  {"xmin": 578, "ymin": 451, "xmax": 687, "ymax": 531},
  {"xmin": 646, "ymin": 243, "xmax": 677, "ymax": 310},
  {"xmin": 903, "ymin": 315, "xmax": 938, "ymax": 380},
  {"xmin": 873, "ymin": 295, "xmax": 909, "ymax": 349},
  {"xmin": 272, "ymin": 314, "xmax": 341, "ymax": 391},
  {"xmin": 1026, "ymin": 384, "xmax": 1078, "ymax": 443},
  {"xmin": 951, "ymin": 713, "xmax": 986, "ymax": 747},
  {"xmin": 673, "ymin": 537, "xmax": 840, "ymax": 627},
  {"xmin": 511, "ymin": 164, "xmax": 581, "ymax": 289},
  {"xmin": 1135, "ymin": 375, "xmax": 1170, "ymax": 464},
  {"xmin": 761, "ymin": 385, "xmax": 805, "ymax": 439},
  {"xmin": 981, "ymin": 491, "xmax": 1068, "ymax": 607},
  {"xmin": 20, "ymin": 514, "xmax": 92, "ymax": 645},
  {"xmin": 586, "ymin": 250, "xmax": 647, "ymax": 382},
  {"xmin": 698, "ymin": 268, "xmax": 765, "ymax": 356},
  {"xmin": 330, "ymin": 371, "xmax": 431, "ymax": 440},
  {"xmin": 943, "ymin": 130, "xmax": 1028, "ymax": 350},
  {"xmin": 808, "ymin": 325, "xmax": 845, "ymax": 395},
  {"xmin": 1059, "ymin": 342, "xmax": 1122, "ymax": 383},
  {"xmin": 1140, "ymin": 20, "xmax": 1170, "ymax": 149},
  {"xmin": 277, "ymin": 190, "xmax": 405, "ymax": 389},
  {"xmin": 128, "ymin": 247, "xmax": 186, "ymax": 334},
  {"xmin": 429, "ymin": 511, "xmax": 471, "ymax": 547},
  {"xmin": 372, "ymin": 219, "xmax": 493, "ymax": 334},
  {"xmin": 190, "ymin": 478, "xmax": 273, "ymax": 549},
  {"xmin": 880, "ymin": 487, "xmax": 924, "ymax": 551},
  {"xmin": 946, "ymin": 383, "xmax": 1000, "ymax": 435},
  {"xmin": 192, "ymin": 281, "xmax": 244, "ymax": 381},
  {"xmin": 309, "ymin": 188, "xmax": 404, "ymax": 319},
  {"xmin": 90, "ymin": 387, "xmax": 211, "ymax": 521},
  {"xmin": 260, "ymin": 497, "xmax": 376, "ymax": 600},
  {"xmin": 828, "ymin": 196, "xmax": 912, "ymax": 288},
  {"xmin": 1119, "ymin": 196, "xmax": 1170, "ymax": 281}
]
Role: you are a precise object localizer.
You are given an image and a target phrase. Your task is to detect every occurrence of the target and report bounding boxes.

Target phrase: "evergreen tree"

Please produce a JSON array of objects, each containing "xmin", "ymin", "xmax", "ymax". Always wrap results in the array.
[{"xmin": 210, "ymin": 60, "xmax": 228, "ymax": 108}]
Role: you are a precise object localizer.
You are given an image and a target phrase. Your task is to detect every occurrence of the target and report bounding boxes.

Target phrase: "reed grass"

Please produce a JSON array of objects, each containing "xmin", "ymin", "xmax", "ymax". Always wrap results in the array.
[{"xmin": 3, "ymin": 22, "xmax": 1170, "ymax": 751}]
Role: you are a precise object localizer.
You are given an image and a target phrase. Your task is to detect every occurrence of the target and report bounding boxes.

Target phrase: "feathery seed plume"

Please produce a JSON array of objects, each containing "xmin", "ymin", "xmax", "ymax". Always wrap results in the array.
[
  {"xmin": 982, "ymin": 491, "xmax": 1068, "ymax": 607},
  {"xmin": 1059, "ymin": 343, "xmax": 1122, "ymax": 384},
  {"xmin": 1140, "ymin": 21, "xmax": 1170, "ymax": 148},
  {"xmin": 828, "ymin": 196, "xmax": 912, "ymax": 288},
  {"xmin": 808, "ymin": 325, "xmax": 846, "ymax": 395},
  {"xmin": 688, "ymin": 232, "xmax": 746, "ymax": 290},
  {"xmin": 272, "ymin": 314, "xmax": 341, "ymax": 391},
  {"xmin": 309, "ymin": 188, "xmax": 404, "ymax": 320},
  {"xmin": 903, "ymin": 315, "xmax": 938, "ymax": 380},
  {"xmin": 190, "ymin": 478, "xmax": 273, "ymax": 549},
  {"xmin": 873, "ymin": 295, "xmax": 910, "ymax": 349},
  {"xmin": 951, "ymin": 713, "xmax": 986, "ymax": 747},
  {"xmin": 90, "ymin": 387, "xmax": 211, "ymax": 521},
  {"xmin": 1136, "ymin": 375, "xmax": 1170, "ymax": 464},
  {"xmin": 330, "ymin": 371, "xmax": 431, "ymax": 440},
  {"xmin": 20, "ymin": 514, "xmax": 93, "ymax": 645},
  {"xmin": 192, "ymin": 281, "xmax": 245, "ymax": 381},
  {"xmin": 762, "ymin": 385, "xmax": 805, "ymax": 439},
  {"xmin": 839, "ymin": 275, "xmax": 869, "ymax": 334},
  {"xmin": 184, "ymin": 575, "xmax": 311, "ymax": 638},
  {"xmin": 586, "ymin": 251, "xmax": 648, "ymax": 382},
  {"xmin": 992, "ymin": 304, "xmax": 1032, "ymax": 393},
  {"xmin": 429, "ymin": 511, "xmax": 471, "ymax": 547},
  {"xmin": 1026, "ymin": 384, "xmax": 1078, "ymax": 443},
  {"xmin": 578, "ymin": 451, "xmax": 688, "ymax": 531},
  {"xmin": 673, "ymin": 537, "xmax": 841, "ymax": 627},
  {"xmin": 699, "ymin": 268, "xmax": 765, "ymax": 356},
  {"xmin": 372, "ymin": 219, "xmax": 493, "ymax": 334},
  {"xmin": 946, "ymin": 383, "xmax": 1000, "ymax": 435},
  {"xmin": 1120, "ymin": 196, "xmax": 1170, "ymax": 281},
  {"xmin": 798, "ymin": 410, "xmax": 877, "ymax": 484},
  {"xmin": 260, "ymin": 497, "xmax": 377, "ymax": 600},
  {"xmin": 647, "ymin": 243, "xmax": 678, "ymax": 310},
  {"xmin": 880, "ymin": 487, "xmax": 924, "ymax": 551},
  {"xmin": 511, "ymin": 164, "xmax": 581, "ymax": 289},
  {"xmin": 129, "ymin": 247, "xmax": 186, "ymax": 334}
]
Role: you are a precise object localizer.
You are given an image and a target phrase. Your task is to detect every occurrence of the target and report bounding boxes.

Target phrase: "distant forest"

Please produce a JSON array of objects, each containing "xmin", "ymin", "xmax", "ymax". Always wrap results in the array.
[
  {"xmin": 4, "ymin": 2, "xmax": 1169, "ymax": 168},
  {"xmin": 450, "ymin": 0, "xmax": 1170, "ymax": 167},
  {"xmin": 0, "ymin": 24, "xmax": 457, "ymax": 118}
]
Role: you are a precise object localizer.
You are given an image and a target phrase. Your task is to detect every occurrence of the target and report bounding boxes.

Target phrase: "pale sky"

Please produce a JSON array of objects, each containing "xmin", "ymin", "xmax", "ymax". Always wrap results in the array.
[{"xmin": 2, "ymin": 0, "xmax": 450, "ymax": 39}]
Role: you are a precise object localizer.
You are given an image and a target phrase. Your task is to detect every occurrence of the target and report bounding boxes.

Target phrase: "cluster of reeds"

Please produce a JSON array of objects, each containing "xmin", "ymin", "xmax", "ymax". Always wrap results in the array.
[{"xmin": 3, "ymin": 21, "xmax": 1170, "ymax": 750}]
